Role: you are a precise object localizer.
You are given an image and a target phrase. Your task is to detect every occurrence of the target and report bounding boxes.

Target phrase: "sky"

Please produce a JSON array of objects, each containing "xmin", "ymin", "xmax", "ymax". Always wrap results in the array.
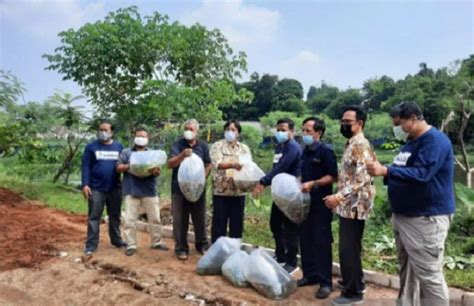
[{"xmin": 1, "ymin": 0, "xmax": 473, "ymax": 110}]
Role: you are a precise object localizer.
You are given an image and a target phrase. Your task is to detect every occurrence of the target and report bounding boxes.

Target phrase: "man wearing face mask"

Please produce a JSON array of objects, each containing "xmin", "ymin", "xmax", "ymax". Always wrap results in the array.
[
  {"xmin": 298, "ymin": 117, "xmax": 338, "ymax": 299},
  {"xmin": 253, "ymin": 118, "xmax": 302, "ymax": 274},
  {"xmin": 367, "ymin": 102, "xmax": 455, "ymax": 306},
  {"xmin": 168, "ymin": 119, "xmax": 212, "ymax": 260},
  {"xmin": 209, "ymin": 119, "xmax": 251, "ymax": 243},
  {"xmin": 116, "ymin": 127, "xmax": 167, "ymax": 256},
  {"xmin": 323, "ymin": 106, "xmax": 376, "ymax": 306},
  {"xmin": 81, "ymin": 120, "xmax": 126, "ymax": 256}
]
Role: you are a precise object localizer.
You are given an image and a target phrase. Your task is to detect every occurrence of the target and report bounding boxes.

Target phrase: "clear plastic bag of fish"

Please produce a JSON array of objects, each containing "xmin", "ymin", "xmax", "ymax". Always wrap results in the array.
[
  {"xmin": 222, "ymin": 250, "xmax": 249, "ymax": 287},
  {"xmin": 243, "ymin": 248, "xmax": 297, "ymax": 300},
  {"xmin": 129, "ymin": 150, "xmax": 168, "ymax": 177},
  {"xmin": 233, "ymin": 154, "xmax": 265, "ymax": 192},
  {"xmin": 196, "ymin": 237, "xmax": 241, "ymax": 275},
  {"xmin": 271, "ymin": 173, "xmax": 311, "ymax": 224},
  {"xmin": 178, "ymin": 153, "xmax": 205, "ymax": 202}
]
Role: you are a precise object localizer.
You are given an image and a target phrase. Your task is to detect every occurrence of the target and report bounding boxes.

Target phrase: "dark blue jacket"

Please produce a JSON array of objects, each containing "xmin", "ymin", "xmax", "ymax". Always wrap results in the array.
[
  {"xmin": 301, "ymin": 141, "xmax": 338, "ymax": 203},
  {"xmin": 387, "ymin": 127, "xmax": 455, "ymax": 216},
  {"xmin": 81, "ymin": 140, "xmax": 123, "ymax": 192},
  {"xmin": 260, "ymin": 138, "xmax": 302, "ymax": 186}
]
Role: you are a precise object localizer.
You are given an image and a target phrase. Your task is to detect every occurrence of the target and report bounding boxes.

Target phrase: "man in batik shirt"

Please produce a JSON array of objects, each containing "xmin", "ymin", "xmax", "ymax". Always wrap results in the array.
[{"xmin": 324, "ymin": 105, "xmax": 376, "ymax": 306}]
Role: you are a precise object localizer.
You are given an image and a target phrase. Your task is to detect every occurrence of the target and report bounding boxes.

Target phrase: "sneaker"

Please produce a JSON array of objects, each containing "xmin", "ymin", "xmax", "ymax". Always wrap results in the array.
[
  {"xmin": 176, "ymin": 252, "xmax": 188, "ymax": 260},
  {"xmin": 151, "ymin": 243, "xmax": 169, "ymax": 251},
  {"xmin": 283, "ymin": 264, "xmax": 299, "ymax": 275},
  {"xmin": 315, "ymin": 286, "xmax": 332, "ymax": 299},
  {"xmin": 336, "ymin": 280, "xmax": 366, "ymax": 294},
  {"xmin": 125, "ymin": 248, "xmax": 136, "ymax": 256},
  {"xmin": 331, "ymin": 295, "xmax": 363, "ymax": 305},
  {"xmin": 84, "ymin": 250, "xmax": 94, "ymax": 256}
]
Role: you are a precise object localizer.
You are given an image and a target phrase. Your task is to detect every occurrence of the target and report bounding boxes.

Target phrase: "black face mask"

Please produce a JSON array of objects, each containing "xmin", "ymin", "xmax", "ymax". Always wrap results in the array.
[{"xmin": 340, "ymin": 124, "xmax": 353, "ymax": 139}]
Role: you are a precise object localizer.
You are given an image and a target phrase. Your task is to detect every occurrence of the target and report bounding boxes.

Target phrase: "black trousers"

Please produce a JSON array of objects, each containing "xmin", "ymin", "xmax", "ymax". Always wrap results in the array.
[
  {"xmin": 211, "ymin": 195, "xmax": 245, "ymax": 243},
  {"xmin": 299, "ymin": 201, "xmax": 333, "ymax": 287},
  {"xmin": 270, "ymin": 203, "xmax": 299, "ymax": 267},
  {"xmin": 171, "ymin": 193, "xmax": 209, "ymax": 254},
  {"xmin": 339, "ymin": 216, "xmax": 366, "ymax": 297},
  {"xmin": 85, "ymin": 188, "xmax": 123, "ymax": 252}
]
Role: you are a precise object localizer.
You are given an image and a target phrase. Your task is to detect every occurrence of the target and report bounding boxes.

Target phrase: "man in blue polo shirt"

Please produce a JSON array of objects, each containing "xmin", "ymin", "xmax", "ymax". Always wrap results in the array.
[
  {"xmin": 298, "ymin": 117, "xmax": 338, "ymax": 299},
  {"xmin": 82, "ymin": 120, "xmax": 126, "ymax": 255},
  {"xmin": 368, "ymin": 101, "xmax": 455, "ymax": 306},
  {"xmin": 253, "ymin": 118, "xmax": 302, "ymax": 274}
]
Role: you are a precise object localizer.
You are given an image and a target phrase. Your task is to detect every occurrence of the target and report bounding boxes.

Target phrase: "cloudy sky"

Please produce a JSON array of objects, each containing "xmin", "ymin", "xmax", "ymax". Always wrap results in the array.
[{"xmin": 1, "ymin": 0, "xmax": 472, "ymax": 108}]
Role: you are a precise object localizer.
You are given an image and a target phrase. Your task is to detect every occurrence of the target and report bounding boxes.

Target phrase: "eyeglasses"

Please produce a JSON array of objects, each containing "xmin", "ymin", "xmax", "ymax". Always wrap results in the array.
[{"xmin": 340, "ymin": 119, "xmax": 357, "ymax": 125}]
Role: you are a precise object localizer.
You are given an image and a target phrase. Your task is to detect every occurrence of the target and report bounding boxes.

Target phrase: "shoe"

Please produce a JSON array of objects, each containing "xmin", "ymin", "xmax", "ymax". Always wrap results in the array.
[
  {"xmin": 273, "ymin": 256, "xmax": 285, "ymax": 266},
  {"xmin": 84, "ymin": 250, "xmax": 94, "ymax": 256},
  {"xmin": 176, "ymin": 252, "xmax": 188, "ymax": 260},
  {"xmin": 112, "ymin": 241, "xmax": 128, "ymax": 249},
  {"xmin": 315, "ymin": 286, "xmax": 332, "ymax": 299},
  {"xmin": 125, "ymin": 248, "xmax": 136, "ymax": 256},
  {"xmin": 151, "ymin": 243, "xmax": 169, "ymax": 251},
  {"xmin": 331, "ymin": 295, "xmax": 363, "ymax": 305},
  {"xmin": 196, "ymin": 244, "xmax": 209, "ymax": 255},
  {"xmin": 283, "ymin": 264, "xmax": 299, "ymax": 275},
  {"xmin": 297, "ymin": 277, "xmax": 318, "ymax": 287},
  {"xmin": 336, "ymin": 280, "xmax": 366, "ymax": 294}
]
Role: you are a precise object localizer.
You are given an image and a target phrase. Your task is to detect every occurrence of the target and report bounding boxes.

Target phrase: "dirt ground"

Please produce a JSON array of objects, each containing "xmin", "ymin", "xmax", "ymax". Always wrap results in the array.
[{"xmin": 0, "ymin": 188, "xmax": 398, "ymax": 305}]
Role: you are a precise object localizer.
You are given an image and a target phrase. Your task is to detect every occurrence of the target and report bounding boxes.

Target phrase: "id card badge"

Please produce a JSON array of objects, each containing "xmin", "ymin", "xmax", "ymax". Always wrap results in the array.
[{"xmin": 273, "ymin": 153, "xmax": 283, "ymax": 164}]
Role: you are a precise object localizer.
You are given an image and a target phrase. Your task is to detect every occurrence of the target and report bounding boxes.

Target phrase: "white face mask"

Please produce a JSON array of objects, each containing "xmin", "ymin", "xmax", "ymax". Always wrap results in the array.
[
  {"xmin": 134, "ymin": 136, "xmax": 148, "ymax": 147},
  {"xmin": 224, "ymin": 131, "xmax": 237, "ymax": 143},
  {"xmin": 184, "ymin": 130, "xmax": 195, "ymax": 140},
  {"xmin": 393, "ymin": 125, "xmax": 408, "ymax": 141}
]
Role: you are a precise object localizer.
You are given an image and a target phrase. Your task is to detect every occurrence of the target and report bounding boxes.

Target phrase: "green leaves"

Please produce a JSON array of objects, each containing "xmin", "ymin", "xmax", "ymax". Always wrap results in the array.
[{"xmin": 43, "ymin": 6, "xmax": 248, "ymax": 127}]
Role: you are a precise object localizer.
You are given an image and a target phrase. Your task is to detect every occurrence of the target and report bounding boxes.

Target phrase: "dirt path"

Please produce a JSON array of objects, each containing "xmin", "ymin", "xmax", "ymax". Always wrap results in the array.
[{"xmin": 0, "ymin": 188, "xmax": 398, "ymax": 305}]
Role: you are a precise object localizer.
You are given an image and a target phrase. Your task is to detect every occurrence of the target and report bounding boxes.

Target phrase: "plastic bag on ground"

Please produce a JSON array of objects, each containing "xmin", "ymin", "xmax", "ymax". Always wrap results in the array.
[
  {"xmin": 233, "ymin": 155, "xmax": 265, "ymax": 192},
  {"xmin": 178, "ymin": 153, "xmax": 205, "ymax": 202},
  {"xmin": 196, "ymin": 237, "xmax": 241, "ymax": 275},
  {"xmin": 271, "ymin": 173, "xmax": 310, "ymax": 224},
  {"xmin": 222, "ymin": 250, "xmax": 249, "ymax": 287},
  {"xmin": 129, "ymin": 150, "xmax": 168, "ymax": 177},
  {"xmin": 243, "ymin": 248, "xmax": 297, "ymax": 300}
]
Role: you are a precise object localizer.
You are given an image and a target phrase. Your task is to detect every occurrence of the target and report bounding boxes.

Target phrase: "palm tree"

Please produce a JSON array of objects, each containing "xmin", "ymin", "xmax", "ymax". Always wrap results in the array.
[{"xmin": 47, "ymin": 91, "xmax": 86, "ymax": 129}]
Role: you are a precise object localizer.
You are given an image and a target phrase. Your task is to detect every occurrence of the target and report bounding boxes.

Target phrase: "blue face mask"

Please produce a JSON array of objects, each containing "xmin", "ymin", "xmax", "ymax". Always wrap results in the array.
[
  {"xmin": 302, "ymin": 135, "xmax": 314, "ymax": 145},
  {"xmin": 275, "ymin": 131, "xmax": 289, "ymax": 143}
]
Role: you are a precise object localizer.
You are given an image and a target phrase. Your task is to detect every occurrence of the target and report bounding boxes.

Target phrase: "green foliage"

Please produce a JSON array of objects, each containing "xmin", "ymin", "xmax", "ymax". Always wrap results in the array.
[
  {"xmin": 444, "ymin": 255, "xmax": 474, "ymax": 271},
  {"xmin": 363, "ymin": 113, "xmax": 393, "ymax": 142},
  {"xmin": 380, "ymin": 142, "xmax": 401, "ymax": 151},
  {"xmin": 240, "ymin": 124, "xmax": 263, "ymax": 150},
  {"xmin": 306, "ymin": 82, "xmax": 340, "ymax": 113},
  {"xmin": 44, "ymin": 6, "xmax": 251, "ymax": 128},
  {"xmin": 324, "ymin": 88, "xmax": 363, "ymax": 119}
]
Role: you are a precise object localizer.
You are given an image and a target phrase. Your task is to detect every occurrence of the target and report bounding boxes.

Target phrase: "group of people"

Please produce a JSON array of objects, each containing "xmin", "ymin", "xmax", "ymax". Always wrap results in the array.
[{"xmin": 81, "ymin": 101, "xmax": 455, "ymax": 306}]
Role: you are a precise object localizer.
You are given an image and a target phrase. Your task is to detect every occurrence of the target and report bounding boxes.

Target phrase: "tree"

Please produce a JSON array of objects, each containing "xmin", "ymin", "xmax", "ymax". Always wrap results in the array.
[
  {"xmin": 44, "ymin": 6, "xmax": 251, "ymax": 130},
  {"xmin": 362, "ymin": 76, "xmax": 396, "ymax": 112},
  {"xmin": 46, "ymin": 91, "xmax": 89, "ymax": 185},
  {"xmin": 306, "ymin": 85, "xmax": 318, "ymax": 100},
  {"xmin": 325, "ymin": 88, "xmax": 363, "ymax": 119},
  {"xmin": 270, "ymin": 78, "xmax": 304, "ymax": 113},
  {"xmin": 307, "ymin": 82, "xmax": 340, "ymax": 113}
]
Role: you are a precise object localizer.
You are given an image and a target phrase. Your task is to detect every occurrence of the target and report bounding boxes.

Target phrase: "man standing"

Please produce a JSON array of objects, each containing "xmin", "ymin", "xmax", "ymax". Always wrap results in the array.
[
  {"xmin": 368, "ymin": 102, "xmax": 455, "ymax": 306},
  {"xmin": 117, "ymin": 127, "xmax": 168, "ymax": 256},
  {"xmin": 168, "ymin": 119, "xmax": 212, "ymax": 260},
  {"xmin": 323, "ymin": 106, "xmax": 376, "ymax": 306},
  {"xmin": 298, "ymin": 117, "xmax": 338, "ymax": 299},
  {"xmin": 253, "ymin": 118, "xmax": 302, "ymax": 274},
  {"xmin": 82, "ymin": 120, "xmax": 126, "ymax": 255}
]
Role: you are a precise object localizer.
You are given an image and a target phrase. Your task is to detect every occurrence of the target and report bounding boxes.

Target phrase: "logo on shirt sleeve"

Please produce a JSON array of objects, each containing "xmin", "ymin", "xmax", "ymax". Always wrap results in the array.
[
  {"xmin": 393, "ymin": 152, "xmax": 411, "ymax": 166},
  {"xmin": 95, "ymin": 151, "xmax": 120, "ymax": 160},
  {"xmin": 273, "ymin": 153, "xmax": 283, "ymax": 163}
]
